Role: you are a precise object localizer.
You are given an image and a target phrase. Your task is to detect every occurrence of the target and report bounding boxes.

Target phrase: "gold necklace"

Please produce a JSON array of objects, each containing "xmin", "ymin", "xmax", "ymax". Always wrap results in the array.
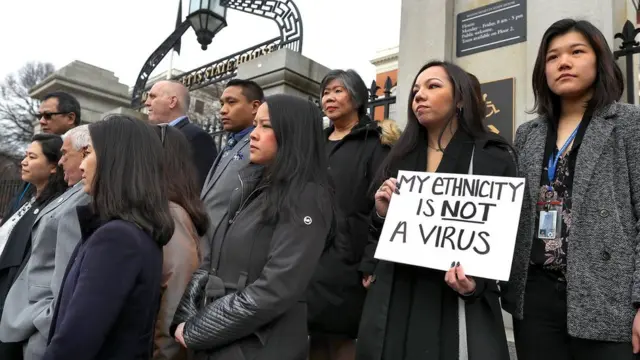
[{"xmin": 428, "ymin": 144, "xmax": 444, "ymax": 152}]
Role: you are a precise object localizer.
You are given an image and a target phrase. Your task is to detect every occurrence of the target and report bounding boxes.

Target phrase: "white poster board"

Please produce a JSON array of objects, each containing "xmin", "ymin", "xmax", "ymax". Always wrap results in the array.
[{"xmin": 373, "ymin": 170, "xmax": 525, "ymax": 281}]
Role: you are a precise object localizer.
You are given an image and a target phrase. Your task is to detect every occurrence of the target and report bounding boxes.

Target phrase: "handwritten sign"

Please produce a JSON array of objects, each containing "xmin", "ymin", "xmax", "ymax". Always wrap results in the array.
[{"xmin": 374, "ymin": 170, "xmax": 525, "ymax": 281}]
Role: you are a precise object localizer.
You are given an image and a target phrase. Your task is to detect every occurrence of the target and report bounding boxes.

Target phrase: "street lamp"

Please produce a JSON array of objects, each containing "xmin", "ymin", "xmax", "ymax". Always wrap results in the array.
[{"xmin": 188, "ymin": 0, "xmax": 227, "ymax": 50}]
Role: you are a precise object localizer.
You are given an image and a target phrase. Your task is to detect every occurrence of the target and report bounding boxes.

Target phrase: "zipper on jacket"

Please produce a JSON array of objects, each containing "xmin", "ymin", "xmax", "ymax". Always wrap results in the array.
[
  {"xmin": 228, "ymin": 174, "xmax": 246, "ymax": 225},
  {"xmin": 229, "ymin": 174, "xmax": 267, "ymax": 224}
]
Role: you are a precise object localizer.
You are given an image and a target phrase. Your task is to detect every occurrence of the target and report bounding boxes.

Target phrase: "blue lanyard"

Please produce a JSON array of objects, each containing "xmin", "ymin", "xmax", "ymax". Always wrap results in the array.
[
  {"xmin": 547, "ymin": 125, "xmax": 580, "ymax": 187},
  {"xmin": 12, "ymin": 183, "xmax": 30, "ymax": 213}
]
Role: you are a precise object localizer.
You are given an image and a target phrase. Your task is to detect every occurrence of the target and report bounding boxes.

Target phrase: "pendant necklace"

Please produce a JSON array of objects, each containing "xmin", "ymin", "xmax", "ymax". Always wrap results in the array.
[{"xmin": 428, "ymin": 144, "xmax": 444, "ymax": 152}]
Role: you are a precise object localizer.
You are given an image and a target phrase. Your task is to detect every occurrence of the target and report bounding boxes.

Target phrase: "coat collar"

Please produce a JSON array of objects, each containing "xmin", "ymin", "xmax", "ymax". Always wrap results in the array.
[
  {"xmin": 172, "ymin": 116, "xmax": 190, "ymax": 128},
  {"xmin": 201, "ymin": 131, "xmax": 252, "ymax": 199},
  {"xmin": 228, "ymin": 164, "xmax": 266, "ymax": 217},
  {"xmin": 391, "ymin": 129, "xmax": 509, "ymax": 177},
  {"xmin": 33, "ymin": 182, "xmax": 83, "ymax": 224},
  {"xmin": 571, "ymin": 106, "xmax": 616, "ymax": 227},
  {"xmin": 523, "ymin": 104, "xmax": 618, "ymax": 220},
  {"xmin": 76, "ymin": 204, "xmax": 106, "ymax": 242},
  {"xmin": 324, "ymin": 115, "xmax": 381, "ymax": 140}
]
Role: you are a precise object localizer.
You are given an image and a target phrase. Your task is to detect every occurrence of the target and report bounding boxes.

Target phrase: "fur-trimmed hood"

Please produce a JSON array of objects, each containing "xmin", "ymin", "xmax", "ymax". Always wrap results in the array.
[{"xmin": 378, "ymin": 119, "xmax": 402, "ymax": 146}]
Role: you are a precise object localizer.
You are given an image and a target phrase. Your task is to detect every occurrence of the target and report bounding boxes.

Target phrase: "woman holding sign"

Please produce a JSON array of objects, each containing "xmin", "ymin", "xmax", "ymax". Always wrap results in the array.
[
  {"xmin": 505, "ymin": 19, "xmax": 640, "ymax": 360},
  {"xmin": 355, "ymin": 61, "xmax": 515, "ymax": 360}
]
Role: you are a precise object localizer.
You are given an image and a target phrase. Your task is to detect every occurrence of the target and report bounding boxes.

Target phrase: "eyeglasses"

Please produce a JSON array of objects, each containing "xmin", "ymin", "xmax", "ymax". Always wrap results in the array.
[
  {"xmin": 36, "ymin": 112, "xmax": 70, "ymax": 121},
  {"xmin": 157, "ymin": 124, "xmax": 168, "ymax": 146}
]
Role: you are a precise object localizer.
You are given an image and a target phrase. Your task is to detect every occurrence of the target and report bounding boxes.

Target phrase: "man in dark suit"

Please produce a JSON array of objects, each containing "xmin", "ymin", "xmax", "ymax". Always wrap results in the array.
[{"xmin": 145, "ymin": 80, "xmax": 217, "ymax": 189}]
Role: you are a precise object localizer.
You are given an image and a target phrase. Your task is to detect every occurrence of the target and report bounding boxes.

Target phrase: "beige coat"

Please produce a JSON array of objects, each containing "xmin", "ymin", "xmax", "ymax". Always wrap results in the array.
[{"xmin": 153, "ymin": 202, "xmax": 200, "ymax": 360}]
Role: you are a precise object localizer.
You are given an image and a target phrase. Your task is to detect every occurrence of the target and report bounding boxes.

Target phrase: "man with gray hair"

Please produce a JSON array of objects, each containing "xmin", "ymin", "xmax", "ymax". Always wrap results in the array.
[
  {"xmin": 145, "ymin": 80, "xmax": 217, "ymax": 189},
  {"xmin": 0, "ymin": 125, "xmax": 91, "ymax": 360}
]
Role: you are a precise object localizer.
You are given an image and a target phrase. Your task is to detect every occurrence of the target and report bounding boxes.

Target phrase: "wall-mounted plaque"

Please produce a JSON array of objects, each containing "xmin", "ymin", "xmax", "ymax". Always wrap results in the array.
[
  {"xmin": 457, "ymin": 0, "xmax": 527, "ymax": 57},
  {"xmin": 481, "ymin": 78, "xmax": 515, "ymax": 143}
]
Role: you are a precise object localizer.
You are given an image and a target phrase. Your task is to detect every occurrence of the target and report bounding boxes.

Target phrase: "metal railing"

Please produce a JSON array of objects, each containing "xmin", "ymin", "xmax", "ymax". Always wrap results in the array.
[{"xmin": 0, "ymin": 179, "xmax": 23, "ymax": 218}]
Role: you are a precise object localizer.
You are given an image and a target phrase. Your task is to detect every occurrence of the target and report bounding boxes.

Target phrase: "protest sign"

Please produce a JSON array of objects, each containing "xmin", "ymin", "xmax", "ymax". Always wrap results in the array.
[{"xmin": 373, "ymin": 170, "xmax": 525, "ymax": 281}]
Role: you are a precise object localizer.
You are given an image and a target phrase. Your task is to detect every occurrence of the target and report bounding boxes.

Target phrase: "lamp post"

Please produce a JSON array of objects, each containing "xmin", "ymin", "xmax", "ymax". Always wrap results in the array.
[{"xmin": 188, "ymin": 0, "xmax": 228, "ymax": 50}]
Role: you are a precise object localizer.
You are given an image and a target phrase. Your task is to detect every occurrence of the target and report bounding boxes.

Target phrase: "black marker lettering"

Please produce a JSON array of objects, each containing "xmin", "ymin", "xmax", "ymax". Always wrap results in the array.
[
  {"xmin": 423, "ymin": 199, "xmax": 435, "ymax": 217},
  {"xmin": 432, "ymin": 177, "xmax": 444, "ymax": 195},
  {"xmin": 398, "ymin": 175, "xmax": 416, "ymax": 192},
  {"xmin": 473, "ymin": 231, "xmax": 491, "ymax": 255},
  {"xmin": 441, "ymin": 200, "xmax": 460, "ymax": 218},
  {"xmin": 435, "ymin": 226, "xmax": 442, "ymax": 247},
  {"xmin": 460, "ymin": 201, "xmax": 477, "ymax": 220},
  {"xmin": 478, "ymin": 202, "xmax": 497, "ymax": 221},
  {"xmin": 494, "ymin": 182, "xmax": 508, "ymax": 201},
  {"xmin": 452, "ymin": 177, "xmax": 464, "ymax": 196},
  {"xmin": 390, "ymin": 221, "xmax": 407, "ymax": 243},
  {"xmin": 441, "ymin": 226, "xmax": 456, "ymax": 250},
  {"xmin": 419, "ymin": 224, "xmax": 438, "ymax": 245},
  {"xmin": 479, "ymin": 180, "xmax": 491, "ymax": 197},
  {"xmin": 509, "ymin": 181, "xmax": 524, "ymax": 202},
  {"xmin": 443, "ymin": 177, "xmax": 455, "ymax": 195},
  {"xmin": 415, "ymin": 175, "xmax": 431, "ymax": 193},
  {"xmin": 457, "ymin": 229, "xmax": 473, "ymax": 251}
]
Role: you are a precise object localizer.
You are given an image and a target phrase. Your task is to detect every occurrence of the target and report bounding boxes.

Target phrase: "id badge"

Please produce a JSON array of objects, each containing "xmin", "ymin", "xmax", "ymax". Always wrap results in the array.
[{"xmin": 536, "ymin": 187, "xmax": 563, "ymax": 240}]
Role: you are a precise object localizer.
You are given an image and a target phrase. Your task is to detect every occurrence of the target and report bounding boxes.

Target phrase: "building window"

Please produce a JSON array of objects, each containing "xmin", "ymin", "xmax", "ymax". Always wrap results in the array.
[{"xmin": 195, "ymin": 99, "xmax": 205, "ymax": 114}]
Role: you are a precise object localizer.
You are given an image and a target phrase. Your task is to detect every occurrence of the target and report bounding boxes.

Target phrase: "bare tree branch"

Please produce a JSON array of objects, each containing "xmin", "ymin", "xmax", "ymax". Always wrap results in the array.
[{"xmin": 0, "ymin": 62, "xmax": 54, "ymax": 159}]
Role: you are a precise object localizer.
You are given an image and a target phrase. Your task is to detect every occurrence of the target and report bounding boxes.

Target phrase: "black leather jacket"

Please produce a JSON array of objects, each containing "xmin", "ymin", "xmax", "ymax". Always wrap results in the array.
[{"xmin": 173, "ymin": 165, "xmax": 333, "ymax": 359}]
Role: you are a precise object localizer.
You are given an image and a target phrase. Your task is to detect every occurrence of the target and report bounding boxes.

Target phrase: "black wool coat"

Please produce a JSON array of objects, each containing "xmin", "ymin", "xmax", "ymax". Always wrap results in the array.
[
  {"xmin": 356, "ymin": 130, "xmax": 514, "ymax": 360},
  {"xmin": 307, "ymin": 116, "xmax": 390, "ymax": 338}
]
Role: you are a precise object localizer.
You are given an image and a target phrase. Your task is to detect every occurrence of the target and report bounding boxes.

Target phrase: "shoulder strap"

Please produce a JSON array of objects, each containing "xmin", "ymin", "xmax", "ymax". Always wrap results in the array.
[{"xmin": 467, "ymin": 146, "xmax": 475, "ymax": 175}]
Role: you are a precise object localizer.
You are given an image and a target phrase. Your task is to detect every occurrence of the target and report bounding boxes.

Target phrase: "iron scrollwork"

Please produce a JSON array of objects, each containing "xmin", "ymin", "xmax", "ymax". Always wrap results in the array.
[
  {"xmin": 131, "ymin": 0, "xmax": 303, "ymax": 108},
  {"xmin": 613, "ymin": 20, "xmax": 640, "ymax": 104}
]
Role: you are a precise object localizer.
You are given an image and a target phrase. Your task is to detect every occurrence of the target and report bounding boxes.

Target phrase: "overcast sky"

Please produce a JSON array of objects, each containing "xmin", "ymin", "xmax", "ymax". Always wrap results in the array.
[{"xmin": 0, "ymin": 0, "xmax": 401, "ymax": 89}]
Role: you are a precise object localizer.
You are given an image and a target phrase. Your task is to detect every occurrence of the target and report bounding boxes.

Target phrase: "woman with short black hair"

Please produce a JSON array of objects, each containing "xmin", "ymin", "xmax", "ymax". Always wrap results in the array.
[
  {"xmin": 43, "ymin": 115, "xmax": 174, "ymax": 360},
  {"xmin": 505, "ymin": 18, "xmax": 640, "ymax": 359},
  {"xmin": 172, "ymin": 94, "xmax": 334, "ymax": 360},
  {"xmin": 307, "ymin": 69, "xmax": 391, "ymax": 360}
]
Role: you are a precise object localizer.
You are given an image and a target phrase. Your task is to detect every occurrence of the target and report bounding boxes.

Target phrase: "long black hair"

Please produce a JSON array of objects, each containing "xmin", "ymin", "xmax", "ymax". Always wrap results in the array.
[
  {"xmin": 32, "ymin": 133, "xmax": 67, "ymax": 205},
  {"xmin": 531, "ymin": 19, "xmax": 623, "ymax": 120},
  {"xmin": 154, "ymin": 125, "xmax": 209, "ymax": 237},
  {"xmin": 258, "ymin": 94, "xmax": 333, "ymax": 224},
  {"xmin": 88, "ymin": 115, "xmax": 174, "ymax": 245},
  {"xmin": 374, "ymin": 60, "xmax": 489, "ymax": 185}
]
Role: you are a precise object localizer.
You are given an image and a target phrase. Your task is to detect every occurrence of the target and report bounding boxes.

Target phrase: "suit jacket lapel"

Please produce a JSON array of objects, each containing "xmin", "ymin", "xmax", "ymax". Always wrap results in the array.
[
  {"xmin": 525, "ymin": 119, "xmax": 548, "ymax": 203},
  {"xmin": 172, "ymin": 116, "xmax": 189, "ymax": 129},
  {"xmin": 203, "ymin": 151, "xmax": 224, "ymax": 190},
  {"xmin": 437, "ymin": 130, "xmax": 474, "ymax": 175},
  {"xmin": 571, "ymin": 107, "xmax": 616, "ymax": 226},
  {"xmin": 202, "ymin": 133, "xmax": 251, "ymax": 199},
  {"xmin": 33, "ymin": 184, "xmax": 81, "ymax": 224}
]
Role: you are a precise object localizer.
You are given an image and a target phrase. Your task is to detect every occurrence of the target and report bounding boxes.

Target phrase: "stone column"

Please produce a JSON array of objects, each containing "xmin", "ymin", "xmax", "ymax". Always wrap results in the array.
[
  {"xmin": 29, "ymin": 61, "xmax": 131, "ymax": 126},
  {"xmin": 235, "ymin": 48, "xmax": 331, "ymax": 101},
  {"xmin": 395, "ymin": 0, "xmax": 455, "ymax": 128}
]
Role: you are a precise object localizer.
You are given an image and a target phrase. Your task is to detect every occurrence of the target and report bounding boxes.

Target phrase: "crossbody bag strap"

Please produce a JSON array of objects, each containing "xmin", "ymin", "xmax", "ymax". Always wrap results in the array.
[{"xmin": 457, "ymin": 145, "xmax": 474, "ymax": 360}]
